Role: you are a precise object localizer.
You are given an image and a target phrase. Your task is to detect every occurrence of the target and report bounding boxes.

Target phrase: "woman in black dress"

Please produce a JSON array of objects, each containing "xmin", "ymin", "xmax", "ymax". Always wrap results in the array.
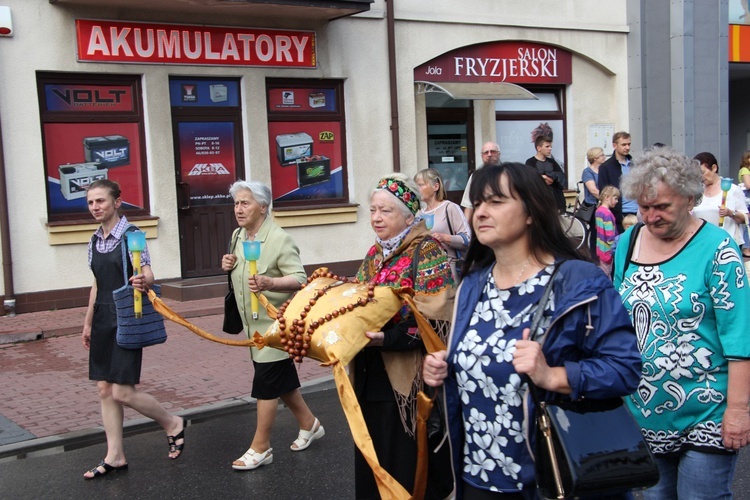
[{"xmin": 81, "ymin": 179, "xmax": 185, "ymax": 479}]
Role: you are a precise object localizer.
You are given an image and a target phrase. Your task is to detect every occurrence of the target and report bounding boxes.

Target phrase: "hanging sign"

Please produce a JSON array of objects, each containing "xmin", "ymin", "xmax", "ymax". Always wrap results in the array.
[
  {"xmin": 76, "ymin": 19, "xmax": 316, "ymax": 68},
  {"xmin": 414, "ymin": 41, "xmax": 572, "ymax": 84}
]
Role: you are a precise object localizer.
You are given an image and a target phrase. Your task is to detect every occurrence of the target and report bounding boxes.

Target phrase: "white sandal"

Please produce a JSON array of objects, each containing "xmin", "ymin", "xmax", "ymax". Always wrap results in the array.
[
  {"xmin": 290, "ymin": 418, "xmax": 325, "ymax": 451},
  {"xmin": 232, "ymin": 447, "xmax": 273, "ymax": 470}
]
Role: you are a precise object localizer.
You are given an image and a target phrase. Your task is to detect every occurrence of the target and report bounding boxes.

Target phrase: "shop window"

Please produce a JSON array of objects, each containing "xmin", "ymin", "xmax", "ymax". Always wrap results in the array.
[
  {"xmin": 494, "ymin": 88, "xmax": 568, "ymax": 186},
  {"xmin": 37, "ymin": 72, "xmax": 150, "ymax": 223},
  {"xmin": 266, "ymin": 79, "xmax": 349, "ymax": 209}
]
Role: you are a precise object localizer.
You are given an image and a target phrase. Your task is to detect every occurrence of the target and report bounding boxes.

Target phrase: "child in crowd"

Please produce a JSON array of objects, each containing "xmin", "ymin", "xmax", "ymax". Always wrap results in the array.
[
  {"xmin": 622, "ymin": 214, "xmax": 638, "ymax": 232},
  {"xmin": 596, "ymin": 186, "xmax": 620, "ymax": 277},
  {"xmin": 611, "ymin": 213, "xmax": 638, "ymax": 256}
]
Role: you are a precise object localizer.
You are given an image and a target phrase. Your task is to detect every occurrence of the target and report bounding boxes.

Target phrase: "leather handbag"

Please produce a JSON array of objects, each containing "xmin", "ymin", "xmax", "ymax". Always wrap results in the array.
[
  {"xmin": 528, "ymin": 264, "xmax": 659, "ymax": 499},
  {"xmin": 573, "ymin": 201, "xmax": 596, "ymax": 222},
  {"xmin": 223, "ymin": 229, "xmax": 244, "ymax": 335},
  {"xmin": 114, "ymin": 228, "xmax": 167, "ymax": 349}
]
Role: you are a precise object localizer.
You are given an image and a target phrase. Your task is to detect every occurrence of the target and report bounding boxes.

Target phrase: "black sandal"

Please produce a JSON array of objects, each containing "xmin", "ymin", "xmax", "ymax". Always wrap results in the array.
[
  {"xmin": 167, "ymin": 417, "xmax": 187, "ymax": 459},
  {"xmin": 84, "ymin": 460, "xmax": 128, "ymax": 479}
]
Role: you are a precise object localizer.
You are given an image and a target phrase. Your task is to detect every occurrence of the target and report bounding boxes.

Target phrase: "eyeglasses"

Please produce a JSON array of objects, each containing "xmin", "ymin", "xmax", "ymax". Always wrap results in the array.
[{"xmin": 482, "ymin": 149, "xmax": 499, "ymax": 155}]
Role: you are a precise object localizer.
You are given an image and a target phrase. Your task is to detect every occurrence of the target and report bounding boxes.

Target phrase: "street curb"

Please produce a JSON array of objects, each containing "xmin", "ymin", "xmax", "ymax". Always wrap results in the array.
[{"xmin": 0, "ymin": 374, "xmax": 335, "ymax": 462}]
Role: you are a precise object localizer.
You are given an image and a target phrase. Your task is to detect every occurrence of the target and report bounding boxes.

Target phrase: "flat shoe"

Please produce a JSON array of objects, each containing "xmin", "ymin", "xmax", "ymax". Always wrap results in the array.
[
  {"xmin": 232, "ymin": 447, "xmax": 273, "ymax": 470},
  {"xmin": 291, "ymin": 418, "xmax": 325, "ymax": 451},
  {"xmin": 84, "ymin": 460, "xmax": 128, "ymax": 480},
  {"xmin": 167, "ymin": 417, "xmax": 187, "ymax": 460}
]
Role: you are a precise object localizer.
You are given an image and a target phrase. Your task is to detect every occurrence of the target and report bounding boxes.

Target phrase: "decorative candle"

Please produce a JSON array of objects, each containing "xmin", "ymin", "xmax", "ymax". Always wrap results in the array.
[
  {"xmin": 127, "ymin": 230, "xmax": 147, "ymax": 319},
  {"xmin": 719, "ymin": 177, "xmax": 733, "ymax": 227},
  {"xmin": 242, "ymin": 240, "xmax": 262, "ymax": 320}
]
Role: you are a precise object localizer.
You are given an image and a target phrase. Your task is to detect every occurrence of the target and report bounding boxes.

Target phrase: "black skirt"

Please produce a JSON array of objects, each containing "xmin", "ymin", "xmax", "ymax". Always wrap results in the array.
[{"xmin": 251, "ymin": 358, "xmax": 300, "ymax": 399}]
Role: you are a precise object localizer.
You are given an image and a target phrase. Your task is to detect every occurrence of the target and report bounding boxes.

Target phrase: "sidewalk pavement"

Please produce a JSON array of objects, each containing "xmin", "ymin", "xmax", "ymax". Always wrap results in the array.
[{"xmin": 0, "ymin": 296, "xmax": 331, "ymax": 459}]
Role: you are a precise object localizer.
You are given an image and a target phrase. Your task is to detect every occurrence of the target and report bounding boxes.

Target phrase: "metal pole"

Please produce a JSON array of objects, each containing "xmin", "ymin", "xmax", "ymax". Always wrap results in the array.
[
  {"xmin": 0, "ymin": 115, "xmax": 16, "ymax": 315},
  {"xmin": 386, "ymin": 0, "xmax": 401, "ymax": 172}
]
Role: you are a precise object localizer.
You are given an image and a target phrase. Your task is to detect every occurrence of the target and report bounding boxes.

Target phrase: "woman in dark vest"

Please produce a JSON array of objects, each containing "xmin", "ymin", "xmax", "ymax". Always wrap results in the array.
[{"xmin": 81, "ymin": 179, "xmax": 185, "ymax": 479}]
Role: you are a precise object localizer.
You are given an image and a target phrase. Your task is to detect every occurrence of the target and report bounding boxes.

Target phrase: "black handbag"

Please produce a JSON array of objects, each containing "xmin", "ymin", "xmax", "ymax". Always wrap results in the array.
[
  {"xmin": 573, "ymin": 202, "xmax": 595, "ymax": 222},
  {"xmin": 114, "ymin": 228, "xmax": 167, "ymax": 349},
  {"xmin": 223, "ymin": 229, "xmax": 244, "ymax": 334},
  {"xmin": 528, "ymin": 265, "xmax": 659, "ymax": 499}
]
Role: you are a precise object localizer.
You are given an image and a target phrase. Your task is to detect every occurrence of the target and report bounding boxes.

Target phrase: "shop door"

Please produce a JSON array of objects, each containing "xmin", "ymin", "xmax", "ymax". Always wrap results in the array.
[
  {"xmin": 426, "ymin": 107, "xmax": 475, "ymax": 205},
  {"xmin": 169, "ymin": 78, "xmax": 244, "ymax": 278},
  {"xmin": 172, "ymin": 117, "xmax": 244, "ymax": 278}
]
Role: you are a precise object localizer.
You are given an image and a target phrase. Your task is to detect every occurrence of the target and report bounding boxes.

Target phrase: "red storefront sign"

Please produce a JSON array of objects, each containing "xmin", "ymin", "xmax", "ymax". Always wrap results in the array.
[
  {"xmin": 75, "ymin": 19, "xmax": 316, "ymax": 68},
  {"xmin": 414, "ymin": 41, "xmax": 572, "ymax": 84}
]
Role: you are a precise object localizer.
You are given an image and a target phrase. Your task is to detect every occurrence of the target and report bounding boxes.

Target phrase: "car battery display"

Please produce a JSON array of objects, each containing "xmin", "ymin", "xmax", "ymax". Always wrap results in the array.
[
  {"xmin": 209, "ymin": 84, "xmax": 228, "ymax": 103},
  {"xmin": 296, "ymin": 155, "xmax": 331, "ymax": 188},
  {"xmin": 309, "ymin": 92, "xmax": 326, "ymax": 108},
  {"xmin": 275, "ymin": 132, "xmax": 313, "ymax": 165},
  {"xmin": 59, "ymin": 162, "xmax": 108, "ymax": 200},
  {"xmin": 83, "ymin": 135, "xmax": 130, "ymax": 167}
]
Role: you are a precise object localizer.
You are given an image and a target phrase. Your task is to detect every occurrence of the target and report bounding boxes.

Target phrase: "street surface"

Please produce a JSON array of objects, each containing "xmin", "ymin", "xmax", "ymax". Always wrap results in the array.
[
  {"xmin": 1, "ymin": 379, "xmax": 749, "ymax": 499},
  {"xmin": 0, "ymin": 381, "xmax": 355, "ymax": 499}
]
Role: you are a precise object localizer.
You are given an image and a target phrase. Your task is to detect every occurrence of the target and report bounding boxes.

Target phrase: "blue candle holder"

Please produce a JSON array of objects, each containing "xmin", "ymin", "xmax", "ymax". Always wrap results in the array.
[
  {"xmin": 242, "ymin": 240, "xmax": 261, "ymax": 261},
  {"xmin": 127, "ymin": 230, "xmax": 146, "ymax": 252},
  {"xmin": 422, "ymin": 213, "xmax": 434, "ymax": 230},
  {"xmin": 721, "ymin": 177, "xmax": 733, "ymax": 192}
]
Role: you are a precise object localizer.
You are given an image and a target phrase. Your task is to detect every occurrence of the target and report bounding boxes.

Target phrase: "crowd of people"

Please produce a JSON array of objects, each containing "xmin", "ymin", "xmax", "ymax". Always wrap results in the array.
[{"xmin": 81, "ymin": 134, "xmax": 749, "ymax": 500}]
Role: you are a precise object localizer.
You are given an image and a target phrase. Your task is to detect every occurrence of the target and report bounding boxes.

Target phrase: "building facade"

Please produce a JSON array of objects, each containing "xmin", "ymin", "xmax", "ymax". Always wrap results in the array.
[{"xmin": 0, "ymin": 0, "xmax": 630, "ymax": 313}]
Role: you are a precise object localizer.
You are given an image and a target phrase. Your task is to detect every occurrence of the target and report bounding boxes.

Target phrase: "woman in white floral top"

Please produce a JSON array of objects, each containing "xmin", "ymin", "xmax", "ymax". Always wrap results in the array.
[{"xmin": 423, "ymin": 163, "xmax": 641, "ymax": 499}]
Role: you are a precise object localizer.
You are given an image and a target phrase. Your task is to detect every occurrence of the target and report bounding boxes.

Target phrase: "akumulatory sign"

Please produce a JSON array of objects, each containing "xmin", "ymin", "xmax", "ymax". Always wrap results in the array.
[{"xmin": 75, "ymin": 19, "xmax": 316, "ymax": 68}]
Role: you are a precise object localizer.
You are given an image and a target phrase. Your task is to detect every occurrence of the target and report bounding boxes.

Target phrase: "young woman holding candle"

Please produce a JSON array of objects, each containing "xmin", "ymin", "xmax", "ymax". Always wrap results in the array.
[
  {"xmin": 221, "ymin": 180, "xmax": 324, "ymax": 471},
  {"xmin": 81, "ymin": 179, "xmax": 185, "ymax": 479}
]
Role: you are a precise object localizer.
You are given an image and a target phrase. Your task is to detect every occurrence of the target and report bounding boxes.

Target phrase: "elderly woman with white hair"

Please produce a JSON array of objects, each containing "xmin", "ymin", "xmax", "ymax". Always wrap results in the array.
[
  {"xmin": 220, "ymin": 180, "xmax": 324, "ymax": 471},
  {"xmin": 353, "ymin": 173, "xmax": 455, "ymax": 499}
]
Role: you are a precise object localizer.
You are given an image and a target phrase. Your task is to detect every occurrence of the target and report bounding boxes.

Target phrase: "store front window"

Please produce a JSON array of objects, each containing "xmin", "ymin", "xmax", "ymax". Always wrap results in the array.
[
  {"xmin": 266, "ymin": 79, "xmax": 348, "ymax": 208},
  {"xmin": 495, "ymin": 88, "xmax": 567, "ymax": 184},
  {"xmin": 37, "ymin": 72, "xmax": 149, "ymax": 222}
]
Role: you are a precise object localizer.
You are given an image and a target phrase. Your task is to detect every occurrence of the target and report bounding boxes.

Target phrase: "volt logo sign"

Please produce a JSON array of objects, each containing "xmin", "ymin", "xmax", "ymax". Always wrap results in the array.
[{"xmin": 44, "ymin": 84, "xmax": 135, "ymax": 112}]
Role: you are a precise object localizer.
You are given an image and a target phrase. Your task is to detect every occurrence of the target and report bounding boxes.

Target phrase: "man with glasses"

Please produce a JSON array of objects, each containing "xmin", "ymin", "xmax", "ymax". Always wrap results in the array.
[{"xmin": 461, "ymin": 141, "xmax": 501, "ymax": 219}]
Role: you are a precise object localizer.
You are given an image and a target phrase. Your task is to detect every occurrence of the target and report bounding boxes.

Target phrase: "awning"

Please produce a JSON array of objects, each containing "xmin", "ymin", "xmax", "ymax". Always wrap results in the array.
[
  {"xmin": 415, "ymin": 81, "xmax": 538, "ymax": 100},
  {"xmin": 49, "ymin": 0, "xmax": 373, "ymax": 23}
]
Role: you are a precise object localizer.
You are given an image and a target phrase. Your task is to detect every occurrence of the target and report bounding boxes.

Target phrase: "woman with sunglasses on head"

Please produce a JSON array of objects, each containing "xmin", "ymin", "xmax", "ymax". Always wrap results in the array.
[{"xmin": 414, "ymin": 168, "xmax": 470, "ymax": 281}]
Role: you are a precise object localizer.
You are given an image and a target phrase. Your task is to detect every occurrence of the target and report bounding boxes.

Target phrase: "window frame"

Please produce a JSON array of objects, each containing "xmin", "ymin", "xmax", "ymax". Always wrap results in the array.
[
  {"xmin": 265, "ymin": 78, "xmax": 350, "ymax": 210},
  {"xmin": 37, "ymin": 72, "xmax": 150, "ymax": 223}
]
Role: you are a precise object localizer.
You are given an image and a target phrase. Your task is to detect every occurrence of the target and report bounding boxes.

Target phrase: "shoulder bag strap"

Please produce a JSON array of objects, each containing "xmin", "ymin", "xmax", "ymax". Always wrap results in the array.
[
  {"xmin": 622, "ymin": 222, "xmax": 644, "ymax": 278},
  {"xmin": 528, "ymin": 264, "xmax": 560, "ymax": 345},
  {"xmin": 445, "ymin": 204, "xmax": 469, "ymax": 254},
  {"xmin": 525, "ymin": 263, "xmax": 561, "ymax": 403},
  {"xmin": 227, "ymin": 228, "xmax": 240, "ymax": 291}
]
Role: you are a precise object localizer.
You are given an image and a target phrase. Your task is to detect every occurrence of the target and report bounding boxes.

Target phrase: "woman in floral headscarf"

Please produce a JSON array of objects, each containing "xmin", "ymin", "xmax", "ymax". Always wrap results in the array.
[{"xmin": 354, "ymin": 173, "xmax": 455, "ymax": 499}]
